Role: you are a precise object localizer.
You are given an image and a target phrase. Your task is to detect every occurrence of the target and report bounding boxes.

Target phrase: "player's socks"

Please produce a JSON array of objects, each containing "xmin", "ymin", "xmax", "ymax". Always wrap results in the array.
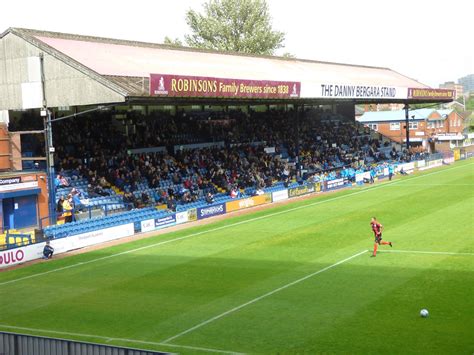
[
  {"xmin": 373, "ymin": 243, "xmax": 378, "ymax": 256},
  {"xmin": 381, "ymin": 241, "xmax": 390, "ymax": 245}
]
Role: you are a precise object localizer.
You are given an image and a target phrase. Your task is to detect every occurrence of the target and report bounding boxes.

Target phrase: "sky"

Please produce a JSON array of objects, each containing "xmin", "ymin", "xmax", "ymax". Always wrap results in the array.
[{"xmin": 1, "ymin": 0, "xmax": 473, "ymax": 87}]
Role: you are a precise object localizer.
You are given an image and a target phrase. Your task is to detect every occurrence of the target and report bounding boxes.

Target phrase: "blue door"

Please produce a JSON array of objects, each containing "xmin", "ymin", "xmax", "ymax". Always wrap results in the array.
[
  {"xmin": 2, "ymin": 198, "xmax": 15, "ymax": 230},
  {"xmin": 14, "ymin": 195, "xmax": 38, "ymax": 229}
]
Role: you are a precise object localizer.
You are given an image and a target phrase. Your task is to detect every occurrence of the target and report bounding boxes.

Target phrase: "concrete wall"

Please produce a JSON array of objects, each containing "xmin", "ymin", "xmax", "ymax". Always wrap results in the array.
[
  {"xmin": 0, "ymin": 123, "xmax": 10, "ymax": 170},
  {"xmin": 0, "ymin": 33, "xmax": 125, "ymax": 110}
]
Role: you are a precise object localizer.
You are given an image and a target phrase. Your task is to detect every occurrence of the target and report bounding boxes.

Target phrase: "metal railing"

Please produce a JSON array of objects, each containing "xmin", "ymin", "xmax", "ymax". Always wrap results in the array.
[{"xmin": 0, "ymin": 330, "xmax": 169, "ymax": 355}]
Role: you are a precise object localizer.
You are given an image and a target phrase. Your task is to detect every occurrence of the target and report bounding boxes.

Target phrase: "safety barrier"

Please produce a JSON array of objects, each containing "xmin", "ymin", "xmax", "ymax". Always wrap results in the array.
[{"xmin": 0, "ymin": 330, "xmax": 168, "ymax": 355}]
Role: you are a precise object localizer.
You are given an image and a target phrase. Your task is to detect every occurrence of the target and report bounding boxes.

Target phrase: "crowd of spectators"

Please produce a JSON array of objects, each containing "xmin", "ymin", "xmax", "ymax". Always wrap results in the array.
[{"xmin": 11, "ymin": 107, "xmax": 426, "ymax": 212}]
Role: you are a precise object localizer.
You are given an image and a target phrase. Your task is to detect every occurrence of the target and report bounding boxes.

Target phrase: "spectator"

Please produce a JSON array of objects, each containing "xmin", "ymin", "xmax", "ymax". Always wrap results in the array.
[
  {"xmin": 205, "ymin": 191, "xmax": 215, "ymax": 204},
  {"xmin": 56, "ymin": 195, "xmax": 65, "ymax": 213},
  {"xmin": 42, "ymin": 241, "xmax": 54, "ymax": 259},
  {"xmin": 62, "ymin": 195, "xmax": 73, "ymax": 223}
]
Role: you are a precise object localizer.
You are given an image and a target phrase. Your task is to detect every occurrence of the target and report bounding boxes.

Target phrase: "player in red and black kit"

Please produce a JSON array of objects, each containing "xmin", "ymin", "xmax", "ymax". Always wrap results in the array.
[{"xmin": 370, "ymin": 217, "xmax": 392, "ymax": 257}]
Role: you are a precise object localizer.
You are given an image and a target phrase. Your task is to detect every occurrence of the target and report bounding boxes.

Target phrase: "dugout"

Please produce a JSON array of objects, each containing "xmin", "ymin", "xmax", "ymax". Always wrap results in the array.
[{"xmin": 0, "ymin": 27, "xmax": 455, "ymax": 229}]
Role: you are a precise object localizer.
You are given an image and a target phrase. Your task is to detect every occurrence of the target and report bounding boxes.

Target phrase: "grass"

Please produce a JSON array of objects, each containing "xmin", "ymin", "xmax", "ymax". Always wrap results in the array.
[{"xmin": 0, "ymin": 160, "xmax": 473, "ymax": 354}]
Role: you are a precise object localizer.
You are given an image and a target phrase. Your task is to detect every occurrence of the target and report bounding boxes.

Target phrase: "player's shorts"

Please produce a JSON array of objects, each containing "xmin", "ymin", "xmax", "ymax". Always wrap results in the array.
[{"xmin": 374, "ymin": 234, "xmax": 382, "ymax": 244}]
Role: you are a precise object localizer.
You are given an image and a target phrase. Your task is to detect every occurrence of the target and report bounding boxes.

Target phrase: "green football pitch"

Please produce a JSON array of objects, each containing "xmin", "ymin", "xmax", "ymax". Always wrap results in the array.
[{"xmin": 1, "ymin": 160, "xmax": 473, "ymax": 354}]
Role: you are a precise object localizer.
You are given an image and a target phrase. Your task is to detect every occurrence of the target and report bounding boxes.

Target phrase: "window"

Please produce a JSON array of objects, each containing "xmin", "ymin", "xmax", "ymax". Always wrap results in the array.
[
  {"xmin": 390, "ymin": 122, "xmax": 400, "ymax": 130},
  {"xmin": 427, "ymin": 121, "xmax": 434, "ymax": 129},
  {"xmin": 367, "ymin": 123, "xmax": 378, "ymax": 131},
  {"xmin": 409, "ymin": 122, "xmax": 418, "ymax": 130}
]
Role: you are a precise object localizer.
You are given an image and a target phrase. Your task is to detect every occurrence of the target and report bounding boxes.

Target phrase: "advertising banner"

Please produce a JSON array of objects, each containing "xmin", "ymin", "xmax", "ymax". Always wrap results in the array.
[
  {"xmin": 150, "ymin": 74, "xmax": 300, "ymax": 99},
  {"xmin": 71, "ymin": 223, "xmax": 134, "ymax": 249},
  {"xmin": 155, "ymin": 215, "xmax": 177, "ymax": 229},
  {"xmin": 188, "ymin": 208, "xmax": 198, "ymax": 222},
  {"xmin": 0, "ymin": 223, "xmax": 135, "ymax": 268},
  {"xmin": 0, "ymin": 180, "xmax": 38, "ymax": 192},
  {"xmin": 418, "ymin": 159, "xmax": 442, "ymax": 170},
  {"xmin": 315, "ymin": 83, "xmax": 407, "ymax": 100},
  {"xmin": 272, "ymin": 189, "xmax": 289, "ymax": 202},
  {"xmin": 226, "ymin": 194, "xmax": 272, "ymax": 213},
  {"xmin": 0, "ymin": 177, "xmax": 21, "ymax": 185},
  {"xmin": 176, "ymin": 212, "xmax": 189, "ymax": 225},
  {"xmin": 415, "ymin": 160, "xmax": 426, "ymax": 168},
  {"xmin": 326, "ymin": 178, "xmax": 347, "ymax": 190},
  {"xmin": 140, "ymin": 219, "xmax": 155, "ymax": 233},
  {"xmin": 197, "ymin": 203, "xmax": 226, "ymax": 220},
  {"xmin": 407, "ymin": 88, "xmax": 454, "ymax": 100},
  {"xmin": 288, "ymin": 184, "xmax": 316, "ymax": 198},
  {"xmin": 395, "ymin": 162, "xmax": 415, "ymax": 173}
]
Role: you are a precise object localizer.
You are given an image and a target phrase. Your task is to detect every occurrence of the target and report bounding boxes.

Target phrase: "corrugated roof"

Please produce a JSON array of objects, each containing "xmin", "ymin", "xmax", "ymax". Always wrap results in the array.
[{"xmin": 2, "ymin": 27, "xmax": 428, "ymax": 99}]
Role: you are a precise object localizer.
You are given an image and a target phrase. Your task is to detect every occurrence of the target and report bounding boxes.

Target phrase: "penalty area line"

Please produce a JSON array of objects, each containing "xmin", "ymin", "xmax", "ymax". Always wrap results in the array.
[
  {"xmin": 161, "ymin": 249, "xmax": 367, "ymax": 344},
  {"xmin": 377, "ymin": 249, "xmax": 474, "ymax": 256}
]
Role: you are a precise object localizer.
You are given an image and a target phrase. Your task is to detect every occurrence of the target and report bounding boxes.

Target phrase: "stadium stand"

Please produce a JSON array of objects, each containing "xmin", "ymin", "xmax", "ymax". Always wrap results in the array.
[{"xmin": 8, "ymin": 106, "xmax": 427, "ymax": 246}]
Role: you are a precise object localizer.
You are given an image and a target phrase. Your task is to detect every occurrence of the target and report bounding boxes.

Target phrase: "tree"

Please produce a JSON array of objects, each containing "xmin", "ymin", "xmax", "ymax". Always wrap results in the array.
[
  {"xmin": 183, "ymin": 0, "xmax": 285, "ymax": 55},
  {"xmin": 163, "ymin": 36, "xmax": 184, "ymax": 46}
]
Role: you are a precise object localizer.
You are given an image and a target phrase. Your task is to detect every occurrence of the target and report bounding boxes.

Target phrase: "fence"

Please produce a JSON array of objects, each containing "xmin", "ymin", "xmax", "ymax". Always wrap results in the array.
[{"xmin": 0, "ymin": 331, "xmax": 168, "ymax": 355}]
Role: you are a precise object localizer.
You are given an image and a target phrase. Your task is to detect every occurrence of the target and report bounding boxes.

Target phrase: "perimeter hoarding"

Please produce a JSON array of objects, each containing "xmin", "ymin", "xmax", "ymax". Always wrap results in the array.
[
  {"xmin": 197, "ymin": 203, "xmax": 226, "ymax": 220},
  {"xmin": 288, "ymin": 183, "xmax": 321, "ymax": 198},
  {"xmin": 226, "ymin": 194, "xmax": 272, "ymax": 213},
  {"xmin": 150, "ymin": 74, "xmax": 300, "ymax": 99}
]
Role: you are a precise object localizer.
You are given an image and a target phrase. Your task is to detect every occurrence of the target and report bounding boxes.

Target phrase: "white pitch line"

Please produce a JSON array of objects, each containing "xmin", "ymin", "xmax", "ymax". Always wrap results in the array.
[
  {"xmin": 0, "ymin": 323, "xmax": 241, "ymax": 355},
  {"xmin": 378, "ymin": 249, "xmax": 474, "ymax": 256},
  {"xmin": 161, "ymin": 249, "xmax": 367, "ymax": 344},
  {"xmin": 1, "ymin": 161, "xmax": 472, "ymax": 287}
]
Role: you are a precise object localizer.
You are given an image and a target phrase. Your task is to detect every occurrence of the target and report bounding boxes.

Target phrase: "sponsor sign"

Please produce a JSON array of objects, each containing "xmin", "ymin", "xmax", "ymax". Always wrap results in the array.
[
  {"xmin": 140, "ymin": 219, "xmax": 155, "ymax": 233},
  {"xmin": 72, "ymin": 223, "xmax": 134, "ymax": 249},
  {"xmin": 0, "ymin": 180, "xmax": 38, "ymax": 192},
  {"xmin": 443, "ymin": 157, "xmax": 455, "ymax": 164},
  {"xmin": 407, "ymin": 88, "xmax": 454, "ymax": 100},
  {"xmin": 188, "ymin": 208, "xmax": 198, "ymax": 222},
  {"xmin": 272, "ymin": 189, "xmax": 289, "ymax": 202},
  {"xmin": 226, "ymin": 194, "xmax": 271, "ymax": 213},
  {"xmin": 415, "ymin": 160, "xmax": 426, "ymax": 168},
  {"xmin": 150, "ymin": 74, "xmax": 300, "ymax": 99},
  {"xmin": 418, "ymin": 159, "xmax": 442, "ymax": 171},
  {"xmin": 0, "ymin": 177, "xmax": 21, "ymax": 185},
  {"xmin": 0, "ymin": 223, "xmax": 134, "ymax": 268},
  {"xmin": 326, "ymin": 178, "xmax": 347, "ymax": 190},
  {"xmin": 176, "ymin": 211, "xmax": 189, "ymax": 225},
  {"xmin": 288, "ymin": 184, "xmax": 315, "ymax": 198},
  {"xmin": 197, "ymin": 203, "xmax": 226, "ymax": 219},
  {"xmin": 0, "ymin": 248, "xmax": 26, "ymax": 266},
  {"xmin": 395, "ymin": 162, "xmax": 415, "ymax": 173},
  {"xmin": 155, "ymin": 215, "xmax": 176, "ymax": 229},
  {"xmin": 316, "ymin": 83, "xmax": 407, "ymax": 99}
]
